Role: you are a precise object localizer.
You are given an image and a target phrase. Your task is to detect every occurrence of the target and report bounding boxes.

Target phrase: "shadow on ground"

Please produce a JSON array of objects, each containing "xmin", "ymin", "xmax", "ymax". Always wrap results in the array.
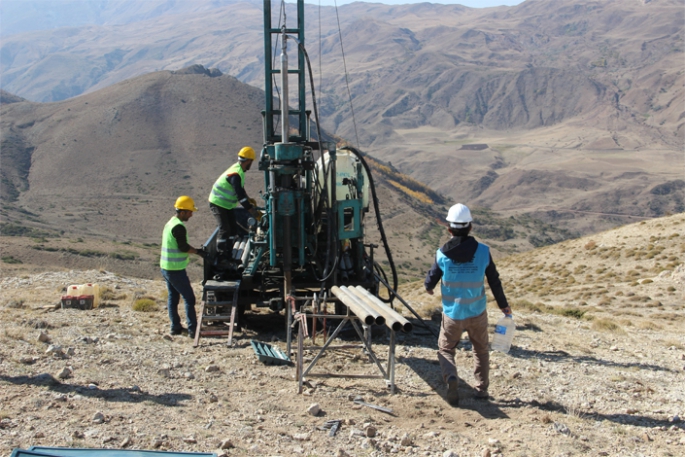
[
  {"xmin": 400, "ymin": 355, "xmax": 510, "ymax": 419},
  {"xmin": 508, "ymin": 347, "xmax": 677, "ymax": 373},
  {"xmin": 0, "ymin": 374, "xmax": 192, "ymax": 406},
  {"xmin": 491, "ymin": 397, "xmax": 685, "ymax": 430}
]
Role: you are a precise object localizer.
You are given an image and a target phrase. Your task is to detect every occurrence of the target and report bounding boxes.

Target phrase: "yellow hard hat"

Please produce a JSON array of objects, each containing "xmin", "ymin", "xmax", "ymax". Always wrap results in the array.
[
  {"xmin": 174, "ymin": 196, "xmax": 197, "ymax": 212},
  {"xmin": 238, "ymin": 146, "xmax": 256, "ymax": 161}
]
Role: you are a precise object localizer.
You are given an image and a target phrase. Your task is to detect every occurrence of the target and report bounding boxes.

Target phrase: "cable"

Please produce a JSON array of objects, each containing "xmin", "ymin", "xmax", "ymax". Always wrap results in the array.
[
  {"xmin": 285, "ymin": 34, "xmax": 339, "ymax": 283},
  {"xmin": 318, "ymin": 0, "xmax": 322, "ymax": 93},
  {"xmin": 333, "ymin": 0, "xmax": 361, "ymax": 150},
  {"xmin": 292, "ymin": 33, "xmax": 396, "ymax": 293},
  {"xmin": 339, "ymin": 146, "xmax": 398, "ymax": 303}
]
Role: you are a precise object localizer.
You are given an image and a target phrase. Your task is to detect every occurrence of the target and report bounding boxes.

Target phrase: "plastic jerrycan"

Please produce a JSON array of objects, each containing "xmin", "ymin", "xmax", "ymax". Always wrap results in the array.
[
  {"xmin": 92, "ymin": 283, "xmax": 100, "ymax": 308},
  {"xmin": 81, "ymin": 283, "xmax": 93, "ymax": 297},
  {"xmin": 67, "ymin": 284, "xmax": 82, "ymax": 298},
  {"xmin": 81, "ymin": 283, "xmax": 100, "ymax": 308},
  {"xmin": 491, "ymin": 315, "xmax": 515, "ymax": 353}
]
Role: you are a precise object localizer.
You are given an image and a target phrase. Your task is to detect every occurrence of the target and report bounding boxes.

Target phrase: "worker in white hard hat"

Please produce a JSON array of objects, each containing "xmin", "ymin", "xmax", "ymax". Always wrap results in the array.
[
  {"xmin": 424, "ymin": 203, "xmax": 512, "ymax": 407},
  {"xmin": 208, "ymin": 146, "xmax": 260, "ymax": 255},
  {"xmin": 160, "ymin": 196, "xmax": 206, "ymax": 338}
]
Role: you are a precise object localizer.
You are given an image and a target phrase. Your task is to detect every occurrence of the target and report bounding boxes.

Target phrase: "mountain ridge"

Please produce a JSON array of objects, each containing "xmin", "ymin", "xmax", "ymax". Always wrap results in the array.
[{"xmin": 1, "ymin": 0, "xmax": 683, "ymax": 250}]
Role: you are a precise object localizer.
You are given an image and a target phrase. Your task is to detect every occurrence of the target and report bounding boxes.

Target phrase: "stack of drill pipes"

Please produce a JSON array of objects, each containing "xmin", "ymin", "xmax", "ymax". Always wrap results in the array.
[
  {"xmin": 351, "ymin": 286, "xmax": 413, "ymax": 332},
  {"xmin": 340, "ymin": 285, "xmax": 385, "ymax": 326},
  {"xmin": 347, "ymin": 287, "xmax": 402, "ymax": 331},
  {"xmin": 231, "ymin": 238, "xmax": 241, "ymax": 258},
  {"xmin": 330, "ymin": 286, "xmax": 375, "ymax": 326}
]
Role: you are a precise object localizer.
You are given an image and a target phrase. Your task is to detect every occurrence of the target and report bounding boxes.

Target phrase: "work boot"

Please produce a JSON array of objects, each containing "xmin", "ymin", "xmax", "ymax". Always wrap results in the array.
[
  {"xmin": 446, "ymin": 378, "xmax": 459, "ymax": 406},
  {"xmin": 474, "ymin": 389, "xmax": 489, "ymax": 400}
]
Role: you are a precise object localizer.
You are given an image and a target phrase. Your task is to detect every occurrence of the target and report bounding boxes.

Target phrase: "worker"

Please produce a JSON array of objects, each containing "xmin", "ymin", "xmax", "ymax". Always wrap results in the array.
[
  {"xmin": 160, "ymin": 196, "xmax": 205, "ymax": 338},
  {"xmin": 208, "ymin": 146, "xmax": 259, "ymax": 254},
  {"xmin": 424, "ymin": 203, "xmax": 512, "ymax": 406}
]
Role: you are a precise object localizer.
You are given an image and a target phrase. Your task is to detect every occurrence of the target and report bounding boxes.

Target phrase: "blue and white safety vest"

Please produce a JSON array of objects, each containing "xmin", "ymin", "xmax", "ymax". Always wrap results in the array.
[{"xmin": 437, "ymin": 243, "xmax": 490, "ymax": 320}]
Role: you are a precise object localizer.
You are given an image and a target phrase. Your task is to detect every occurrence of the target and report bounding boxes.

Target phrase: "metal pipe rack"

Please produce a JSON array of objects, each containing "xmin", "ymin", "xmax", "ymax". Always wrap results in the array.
[{"xmin": 292, "ymin": 288, "xmax": 408, "ymax": 394}]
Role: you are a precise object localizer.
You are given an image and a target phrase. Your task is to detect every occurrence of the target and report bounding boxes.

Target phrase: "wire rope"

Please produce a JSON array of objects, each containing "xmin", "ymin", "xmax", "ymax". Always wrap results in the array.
[{"xmin": 333, "ymin": 0, "xmax": 361, "ymax": 150}]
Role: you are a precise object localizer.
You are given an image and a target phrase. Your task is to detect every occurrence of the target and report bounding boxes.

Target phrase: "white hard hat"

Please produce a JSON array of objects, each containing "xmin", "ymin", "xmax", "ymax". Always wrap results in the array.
[{"xmin": 446, "ymin": 203, "xmax": 472, "ymax": 228}]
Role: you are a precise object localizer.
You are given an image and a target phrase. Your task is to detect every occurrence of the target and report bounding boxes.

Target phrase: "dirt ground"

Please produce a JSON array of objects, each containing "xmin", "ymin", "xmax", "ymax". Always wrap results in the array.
[{"xmin": 0, "ymin": 215, "xmax": 684, "ymax": 457}]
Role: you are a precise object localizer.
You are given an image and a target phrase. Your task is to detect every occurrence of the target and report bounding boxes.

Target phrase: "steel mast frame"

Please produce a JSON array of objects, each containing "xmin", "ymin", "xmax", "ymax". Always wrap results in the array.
[{"xmin": 263, "ymin": 0, "xmax": 308, "ymax": 144}]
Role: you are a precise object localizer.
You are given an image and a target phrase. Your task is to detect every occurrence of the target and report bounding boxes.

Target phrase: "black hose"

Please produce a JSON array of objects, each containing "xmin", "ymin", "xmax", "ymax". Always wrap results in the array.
[
  {"xmin": 373, "ymin": 261, "xmax": 393, "ymax": 309},
  {"xmin": 293, "ymin": 37, "xmax": 339, "ymax": 283},
  {"xmin": 340, "ymin": 146, "xmax": 398, "ymax": 303}
]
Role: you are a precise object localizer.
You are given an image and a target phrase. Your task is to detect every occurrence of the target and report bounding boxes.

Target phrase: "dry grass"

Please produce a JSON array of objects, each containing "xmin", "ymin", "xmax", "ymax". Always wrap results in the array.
[
  {"xmin": 636, "ymin": 321, "xmax": 662, "ymax": 331},
  {"xmin": 1, "ymin": 327, "xmax": 27, "ymax": 341},
  {"xmin": 512, "ymin": 299, "xmax": 587, "ymax": 319},
  {"xmin": 132, "ymin": 298, "xmax": 157, "ymax": 312},
  {"xmin": 659, "ymin": 339, "xmax": 684, "ymax": 350},
  {"xmin": 100, "ymin": 285, "xmax": 127, "ymax": 301},
  {"xmin": 591, "ymin": 318, "xmax": 625, "ymax": 333}
]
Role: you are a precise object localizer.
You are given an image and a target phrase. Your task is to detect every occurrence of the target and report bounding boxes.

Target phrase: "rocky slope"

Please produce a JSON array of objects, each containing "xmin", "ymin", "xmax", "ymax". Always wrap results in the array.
[{"xmin": 1, "ymin": 213, "xmax": 683, "ymax": 457}]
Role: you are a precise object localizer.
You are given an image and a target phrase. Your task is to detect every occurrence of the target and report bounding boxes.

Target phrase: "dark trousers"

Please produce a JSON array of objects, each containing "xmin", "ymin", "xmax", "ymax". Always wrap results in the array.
[
  {"xmin": 209, "ymin": 203, "xmax": 237, "ymax": 250},
  {"xmin": 161, "ymin": 268, "xmax": 197, "ymax": 334},
  {"xmin": 438, "ymin": 311, "xmax": 489, "ymax": 393}
]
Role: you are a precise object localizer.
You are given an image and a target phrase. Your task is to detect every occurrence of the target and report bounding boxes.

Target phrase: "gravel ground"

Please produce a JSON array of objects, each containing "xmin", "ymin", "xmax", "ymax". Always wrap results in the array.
[{"xmin": 1, "ymin": 214, "xmax": 684, "ymax": 457}]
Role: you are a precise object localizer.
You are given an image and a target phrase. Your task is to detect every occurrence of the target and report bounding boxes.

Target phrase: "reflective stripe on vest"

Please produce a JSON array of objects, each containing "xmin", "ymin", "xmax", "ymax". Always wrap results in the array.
[
  {"xmin": 438, "ymin": 242, "xmax": 490, "ymax": 320},
  {"xmin": 208, "ymin": 162, "xmax": 245, "ymax": 210},
  {"xmin": 160, "ymin": 216, "xmax": 189, "ymax": 270}
]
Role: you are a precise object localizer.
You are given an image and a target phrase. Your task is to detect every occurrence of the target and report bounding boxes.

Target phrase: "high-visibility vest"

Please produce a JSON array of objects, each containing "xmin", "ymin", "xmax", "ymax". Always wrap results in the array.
[
  {"xmin": 437, "ymin": 242, "xmax": 490, "ymax": 320},
  {"xmin": 208, "ymin": 162, "xmax": 244, "ymax": 210},
  {"xmin": 160, "ymin": 216, "xmax": 189, "ymax": 270}
]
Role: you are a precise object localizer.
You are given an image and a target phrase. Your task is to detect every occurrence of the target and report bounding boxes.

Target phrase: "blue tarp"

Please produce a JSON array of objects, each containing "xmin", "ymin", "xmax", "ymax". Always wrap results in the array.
[
  {"xmin": 11, "ymin": 451, "xmax": 59, "ymax": 457},
  {"xmin": 10, "ymin": 448, "xmax": 216, "ymax": 457}
]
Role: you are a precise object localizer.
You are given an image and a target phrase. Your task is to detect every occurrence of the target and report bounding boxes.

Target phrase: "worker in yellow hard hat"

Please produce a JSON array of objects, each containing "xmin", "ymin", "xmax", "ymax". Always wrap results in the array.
[
  {"xmin": 160, "ymin": 196, "xmax": 205, "ymax": 338},
  {"xmin": 208, "ymin": 146, "xmax": 260, "ymax": 254}
]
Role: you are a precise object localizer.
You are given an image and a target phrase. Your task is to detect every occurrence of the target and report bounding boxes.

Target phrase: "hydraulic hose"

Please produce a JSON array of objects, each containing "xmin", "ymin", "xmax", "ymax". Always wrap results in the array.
[
  {"xmin": 340, "ymin": 146, "xmax": 398, "ymax": 303},
  {"xmin": 291, "ymin": 36, "xmax": 339, "ymax": 283}
]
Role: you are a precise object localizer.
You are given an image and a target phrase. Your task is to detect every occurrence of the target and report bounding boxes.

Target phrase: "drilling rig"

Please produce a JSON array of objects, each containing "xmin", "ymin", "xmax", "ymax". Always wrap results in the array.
[{"xmin": 195, "ymin": 0, "xmax": 406, "ymax": 380}]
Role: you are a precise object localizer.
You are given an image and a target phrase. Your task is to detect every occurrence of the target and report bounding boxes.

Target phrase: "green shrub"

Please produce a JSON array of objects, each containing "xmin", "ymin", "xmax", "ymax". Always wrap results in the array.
[
  {"xmin": 110, "ymin": 251, "xmax": 137, "ymax": 261},
  {"xmin": 132, "ymin": 298, "xmax": 157, "ymax": 312},
  {"xmin": 0, "ymin": 223, "xmax": 55, "ymax": 238},
  {"xmin": 100, "ymin": 286, "xmax": 127, "ymax": 301},
  {"xmin": 557, "ymin": 308, "xmax": 586, "ymax": 319},
  {"xmin": 1, "ymin": 255, "xmax": 22, "ymax": 264}
]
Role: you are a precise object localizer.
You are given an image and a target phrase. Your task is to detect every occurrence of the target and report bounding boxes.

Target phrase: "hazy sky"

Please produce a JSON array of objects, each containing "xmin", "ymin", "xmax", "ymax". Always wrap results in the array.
[{"xmin": 310, "ymin": 0, "xmax": 525, "ymax": 6}]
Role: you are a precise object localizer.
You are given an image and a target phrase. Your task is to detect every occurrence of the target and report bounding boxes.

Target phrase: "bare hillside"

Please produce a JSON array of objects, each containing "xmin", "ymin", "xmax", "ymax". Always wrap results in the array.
[
  {"xmin": 1, "ymin": 67, "xmax": 265, "ymax": 243},
  {"xmin": 0, "ymin": 0, "xmax": 685, "ymax": 240},
  {"xmin": 2, "ymin": 0, "xmax": 682, "ymax": 239},
  {"xmin": 2, "ymin": 0, "xmax": 683, "ymax": 140},
  {"xmin": 2, "ymin": 64, "xmax": 587, "ymax": 290}
]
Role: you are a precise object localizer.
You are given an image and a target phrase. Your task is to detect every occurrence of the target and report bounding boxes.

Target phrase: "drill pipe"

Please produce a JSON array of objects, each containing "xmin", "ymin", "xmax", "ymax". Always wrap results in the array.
[
  {"xmin": 350, "ymin": 286, "xmax": 413, "ymax": 333},
  {"xmin": 231, "ymin": 238, "xmax": 241, "ymax": 259},
  {"xmin": 234, "ymin": 239, "xmax": 247, "ymax": 260},
  {"xmin": 330, "ymin": 286, "xmax": 375, "ymax": 326},
  {"xmin": 347, "ymin": 287, "xmax": 403, "ymax": 332},
  {"xmin": 340, "ymin": 286, "xmax": 385, "ymax": 326},
  {"xmin": 240, "ymin": 239, "xmax": 251, "ymax": 267}
]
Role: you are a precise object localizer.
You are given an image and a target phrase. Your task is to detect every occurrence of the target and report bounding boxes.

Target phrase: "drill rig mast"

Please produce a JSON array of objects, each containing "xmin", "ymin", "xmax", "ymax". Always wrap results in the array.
[{"xmin": 198, "ymin": 1, "xmax": 403, "ymax": 370}]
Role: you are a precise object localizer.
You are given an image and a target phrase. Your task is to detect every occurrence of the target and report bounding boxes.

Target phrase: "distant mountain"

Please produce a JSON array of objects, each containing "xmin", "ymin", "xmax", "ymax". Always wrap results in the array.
[
  {"xmin": 2, "ymin": 0, "xmax": 682, "ymax": 140},
  {"xmin": 0, "ymin": 67, "xmax": 267, "ymax": 241},
  {"xmin": 0, "ymin": 0, "xmax": 254, "ymax": 37},
  {"xmin": 1, "ymin": 65, "xmax": 582, "ymax": 285},
  {"xmin": 1, "ymin": 0, "xmax": 682, "ymax": 238},
  {"xmin": 0, "ymin": 89, "xmax": 25, "ymax": 104}
]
